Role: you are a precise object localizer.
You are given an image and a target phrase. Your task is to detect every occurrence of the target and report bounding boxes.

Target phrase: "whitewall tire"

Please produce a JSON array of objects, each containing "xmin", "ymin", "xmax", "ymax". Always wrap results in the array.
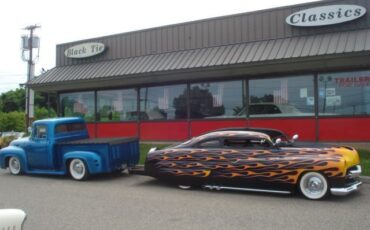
[
  {"xmin": 69, "ymin": 159, "xmax": 89, "ymax": 181},
  {"xmin": 8, "ymin": 157, "xmax": 22, "ymax": 175},
  {"xmin": 299, "ymin": 172, "xmax": 328, "ymax": 200},
  {"xmin": 178, "ymin": 185, "xmax": 192, "ymax": 190}
]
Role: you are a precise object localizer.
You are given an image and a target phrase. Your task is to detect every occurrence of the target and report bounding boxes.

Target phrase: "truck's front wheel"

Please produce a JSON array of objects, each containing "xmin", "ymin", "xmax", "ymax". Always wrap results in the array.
[
  {"xmin": 69, "ymin": 159, "xmax": 89, "ymax": 181},
  {"xmin": 8, "ymin": 157, "xmax": 22, "ymax": 175}
]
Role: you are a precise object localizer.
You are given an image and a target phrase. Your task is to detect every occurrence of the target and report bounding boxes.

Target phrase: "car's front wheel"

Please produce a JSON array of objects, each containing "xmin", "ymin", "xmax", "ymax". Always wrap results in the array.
[
  {"xmin": 8, "ymin": 157, "xmax": 22, "ymax": 175},
  {"xmin": 69, "ymin": 159, "xmax": 89, "ymax": 181},
  {"xmin": 299, "ymin": 172, "xmax": 328, "ymax": 200}
]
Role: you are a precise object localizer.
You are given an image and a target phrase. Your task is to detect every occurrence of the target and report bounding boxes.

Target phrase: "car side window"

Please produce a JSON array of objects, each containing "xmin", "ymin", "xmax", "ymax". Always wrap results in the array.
[
  {"xmin": 223, "ymin": 138, "xmax": 270, "ymax": 149},
  {"xmin": 34, "ymin": 125, "xmax": 47, "ymax": 139},
  {"xmin": 196, "ymin": 139, "xmax": 220, "ymax": 148}
]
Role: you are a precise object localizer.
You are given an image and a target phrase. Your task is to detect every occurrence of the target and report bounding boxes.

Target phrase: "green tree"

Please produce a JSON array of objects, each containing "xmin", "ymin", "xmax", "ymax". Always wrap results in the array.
[
  {"xmin": 0, "ymin": 88, "xmax": 25, "ymax": 112},
  {"xmin": 0, "ymin": 87, "xmax": 58, "ymax": 131},
  {"xmin": 35, "ymin": 106, "xmax": 57, "ymax": 120},
  {"xmin": 0, "ymin": 111, "xmax": 25, "ymax": 132}
]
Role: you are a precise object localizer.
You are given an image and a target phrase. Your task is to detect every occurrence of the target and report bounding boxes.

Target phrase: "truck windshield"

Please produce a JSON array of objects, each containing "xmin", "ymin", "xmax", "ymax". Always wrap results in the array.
[{"xmin": 55, "ymin": 123, "xmax": 86, "ymax": 134}]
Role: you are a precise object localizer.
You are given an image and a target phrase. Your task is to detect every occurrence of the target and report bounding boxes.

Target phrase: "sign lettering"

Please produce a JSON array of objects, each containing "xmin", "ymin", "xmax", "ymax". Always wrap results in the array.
[
  {"xmin": 286, "ymin": 5, "xmax": 367, "ymax": 27},
  {"xmin": 65, "ymin": 42, "xmax": 105, "ymax": 58}
]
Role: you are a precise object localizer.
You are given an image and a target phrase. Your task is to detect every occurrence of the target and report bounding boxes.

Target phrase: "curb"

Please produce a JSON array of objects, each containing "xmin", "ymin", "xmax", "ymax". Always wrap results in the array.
[{"xmin": 360, "ymin": 176, "xmax": 370, "ymax": 184}]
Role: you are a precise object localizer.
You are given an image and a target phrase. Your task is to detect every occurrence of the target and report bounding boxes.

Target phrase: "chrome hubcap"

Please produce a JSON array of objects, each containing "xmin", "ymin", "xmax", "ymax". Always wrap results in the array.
[
  {"xmin": 10, "ymin": 159, "xmax": 20, "ymax": 170},
  {"xmin": 73, "ymin": 162, "xmax": 84, "ymax": 174},
  {"xmin": 70, "ymin": 159, "xmax": 86, "ymax": 180},
  {"xmin": 9, "ymin": 158, "xmax": 21, "ymax": 174},
  {"xmin": 306, "ymin": 177, "xmax": 324, "ymax": 194}
]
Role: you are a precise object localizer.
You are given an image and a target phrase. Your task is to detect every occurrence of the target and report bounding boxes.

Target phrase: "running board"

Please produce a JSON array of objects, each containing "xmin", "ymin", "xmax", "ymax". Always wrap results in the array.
[{"xmin": 203, "ymin": 185, "xmax": 291, "ymax": 195}]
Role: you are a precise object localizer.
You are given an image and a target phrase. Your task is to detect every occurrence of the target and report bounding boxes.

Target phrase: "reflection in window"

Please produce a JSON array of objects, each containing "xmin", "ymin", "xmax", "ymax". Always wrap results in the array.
[
  {"xmin": 189, "ymin": 81, "xmax": 245, "ymax": 119},
  {"xmin": 35, "ymin": 125, "xmax": 47, "ymax": 139},
  {"xmin": 198, "ymin": 140, "xmax": 220, "ymax": 148},
  {"xmin": 223, "ymin": 138, "xmax": 271, "ymax": 149},
  {"xmin": 249, "ymin": 76, "xmax": 314, "ymax": 117},
  {"xmin": 60, "ymin": 92, "xmax": 95, "ymax": 122},
  {"xmin": 140, "ymin": 84, "xmax": 187, "ymax": 120},
  {"xmin": 318, "ymin": 71, "xmax": 370, "ymax": 116},
  {"xmin": 97, "ymin": 89, "xmax": 138, "ymax": 121}
]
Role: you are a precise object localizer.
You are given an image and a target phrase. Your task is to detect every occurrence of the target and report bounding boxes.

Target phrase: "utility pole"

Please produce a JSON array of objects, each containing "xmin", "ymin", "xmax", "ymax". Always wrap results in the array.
[{"xmin": 21, "ymin": 25, "xmax": 40, "ymax": 129}]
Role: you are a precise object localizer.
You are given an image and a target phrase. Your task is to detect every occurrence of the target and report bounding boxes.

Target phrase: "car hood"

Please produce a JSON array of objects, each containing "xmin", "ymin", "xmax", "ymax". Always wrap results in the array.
[
  {"xmin": 331, "ymin": 146, "xmax": 360, "ymax": 168},
  {"xmin": 282, "ymin": 146, "xmax": 360, "ymax": 168}
]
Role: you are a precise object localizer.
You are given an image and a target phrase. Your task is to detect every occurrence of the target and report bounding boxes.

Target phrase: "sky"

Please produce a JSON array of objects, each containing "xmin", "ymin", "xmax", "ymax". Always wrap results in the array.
[{"xmin": 0, "ymin": 0, "xmax": 321, "ymax": 94}]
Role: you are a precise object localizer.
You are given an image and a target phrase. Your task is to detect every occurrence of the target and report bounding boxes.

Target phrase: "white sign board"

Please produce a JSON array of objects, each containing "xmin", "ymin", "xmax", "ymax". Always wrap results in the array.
[
  {"xmin": 286, "ymin": 5, "xmax": 367, "ymax": 27},
  {"xmin": 65, "ymin": 42, "xmax": 105, "ymax": 58}
]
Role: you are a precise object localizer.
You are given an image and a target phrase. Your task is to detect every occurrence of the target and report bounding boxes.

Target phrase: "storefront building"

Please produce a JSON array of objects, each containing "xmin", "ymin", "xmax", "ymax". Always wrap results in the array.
[{"xmin": 29, "ymin": 0, "xmax": 370, "ymax": 142}]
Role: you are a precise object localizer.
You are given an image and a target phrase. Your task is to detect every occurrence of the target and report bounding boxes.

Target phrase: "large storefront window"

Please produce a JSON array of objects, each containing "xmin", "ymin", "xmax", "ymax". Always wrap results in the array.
[
  {"xmin": 318, "ymin": 71, "xmax": 370, "ymax": 116},
  {"xmin": 189, "ymin": 80, "xmax": 245, "ymax": 119},
  {"xmin": 60, "ymin": 92, "xmax": 95, "ymax": 122},
  {"xmin": 140, "ymin": 84, "xmax": 187, "ymax": 120},
  {"xmin": 97, "ymin": 89, "xmax": 138, "ymax": 121},
  {"xmin": 249, "ymin": 76, "xmax": 314, "ymax": 117}
]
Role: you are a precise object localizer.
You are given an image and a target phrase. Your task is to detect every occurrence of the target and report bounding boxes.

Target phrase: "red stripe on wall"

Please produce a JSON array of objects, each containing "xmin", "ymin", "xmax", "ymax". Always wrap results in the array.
[
  {"xmin": 140, "ymin": 121, "xmax": 188, "ymax": 141},
  {"xmin": 86, "ymin": 123, "xmax": 96, "ymax": 138},
  {"xmin": 97, "ymin": 122, "xmax": 138, "ymax": 138},
  {"xmin": 191, "ymin": 119, "xmax": 247, "ymax": 137},
  {"xmin": 319, "ymin": 117, "xmax": 370, "ymax": 142},
  {"xmin": 249, "ymin": 118, "xmax": 316, "ymax": 141},
  {"xmin": 88, "ymin": 117, "xmax": 370, "ymax": 142}
]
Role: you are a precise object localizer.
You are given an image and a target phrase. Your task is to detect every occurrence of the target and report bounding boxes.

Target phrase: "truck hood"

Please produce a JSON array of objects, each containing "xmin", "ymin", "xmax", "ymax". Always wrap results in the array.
[{"xmin": 10, "ymin": 137, "xmax": 30, "ymax": 147}]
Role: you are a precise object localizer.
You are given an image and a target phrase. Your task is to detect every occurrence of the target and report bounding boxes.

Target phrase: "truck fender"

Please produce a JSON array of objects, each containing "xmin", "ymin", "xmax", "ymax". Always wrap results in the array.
[
  {"xmin": 63, "ymin": 151, "xmax": 103, "ymax": 175},
  {"xmin": 0, "ymin": 146, "xmax": 28, "ymax": 172}
]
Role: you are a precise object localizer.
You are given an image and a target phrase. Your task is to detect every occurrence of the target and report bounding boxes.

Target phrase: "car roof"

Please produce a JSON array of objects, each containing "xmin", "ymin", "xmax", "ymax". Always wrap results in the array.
[{"xmin": 195, "ymin": 130, "xmax": 270, "ymax": 142}]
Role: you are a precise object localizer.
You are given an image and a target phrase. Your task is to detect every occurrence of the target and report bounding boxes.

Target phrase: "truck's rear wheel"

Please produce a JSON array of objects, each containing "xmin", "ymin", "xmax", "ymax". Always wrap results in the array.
[
  {"xmin": 8, "ymin": 157, "xmax": 22, "ymax": 175},
  {"xmin": 69, "ymin": 159, "xmax": 89, "ymax": 181}
]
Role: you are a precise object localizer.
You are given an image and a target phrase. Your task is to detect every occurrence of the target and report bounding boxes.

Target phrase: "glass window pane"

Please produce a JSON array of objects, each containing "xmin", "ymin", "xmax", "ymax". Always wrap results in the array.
[
  {"xmin": 140, "ymin": 84, "xmax": 187, "ymax": 120},
  {"xmin": 35, "ymin": 125, "xmax": 47, "ymax": 139},
  {"xmin": 190, "ymin": 80, "xmax": 245, "ymax": 119},
  {"xmin": 249, "ymin": 76, "xmax": 314, "ymax": 117},
  {"xmin": 318, "ymin": 71, "xmax": 370, "ymax": 116},
  {"xmin": 60, "ymin": 92, "xmax": 95, "ymax": 122},
  {"xmin": 97, "ymin": 89, "xmax": 138, "ymax": 121}
]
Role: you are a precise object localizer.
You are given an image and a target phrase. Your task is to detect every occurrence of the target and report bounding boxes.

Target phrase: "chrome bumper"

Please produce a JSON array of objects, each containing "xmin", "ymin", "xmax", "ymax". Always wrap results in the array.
[
  {"xmin": 348, "ymin": 165, "xmax": 362, "ymax": 178},
  {"xmin": 330, "ymin": 181, "xmax": 362, "ymax": 196}
]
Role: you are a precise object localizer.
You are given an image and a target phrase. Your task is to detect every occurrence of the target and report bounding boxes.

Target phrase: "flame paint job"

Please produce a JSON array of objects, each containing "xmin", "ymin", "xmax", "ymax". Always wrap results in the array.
[{"xmin": 145, "ymin": 131, "xmax": 361, "ymax": 191}]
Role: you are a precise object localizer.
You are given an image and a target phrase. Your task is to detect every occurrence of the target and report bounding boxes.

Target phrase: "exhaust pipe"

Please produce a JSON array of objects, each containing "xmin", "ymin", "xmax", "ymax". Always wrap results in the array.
[{"xmin": 203, "ymin": 185, "xmax": 291, "ymax": 194}]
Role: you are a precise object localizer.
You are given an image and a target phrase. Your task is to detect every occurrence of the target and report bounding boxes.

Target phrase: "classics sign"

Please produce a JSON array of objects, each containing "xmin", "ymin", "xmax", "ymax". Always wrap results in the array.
[
  {"xmin": 286, "ymin": 5, "xmax": 367, "ymax": 27},
  {"xmin": 65, "ymin": 42, "xmax": 105, "ymax": 58}
]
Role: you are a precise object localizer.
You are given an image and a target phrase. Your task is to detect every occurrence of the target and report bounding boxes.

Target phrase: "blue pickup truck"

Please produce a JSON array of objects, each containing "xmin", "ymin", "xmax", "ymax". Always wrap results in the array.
[{"xmin": 0, "ymin": 117, "xmax": 139, "ymax": 180}]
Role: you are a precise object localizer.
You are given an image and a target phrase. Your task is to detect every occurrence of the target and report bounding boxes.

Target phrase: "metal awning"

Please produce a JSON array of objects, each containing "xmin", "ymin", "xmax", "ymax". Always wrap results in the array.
[{"xmin": 29, "ymin": 29, "xmax": 370, "ymax": 92}]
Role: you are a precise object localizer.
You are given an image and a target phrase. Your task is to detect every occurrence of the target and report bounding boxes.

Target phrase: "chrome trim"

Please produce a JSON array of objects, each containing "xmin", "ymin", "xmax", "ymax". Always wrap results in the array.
[
  {"xmin": 148, "ymin": 147, "xmax": 157, "ymax": 154},
  {"xmin": 348, "ymin": 165, "xmax": 362, "ymax": 178},
  {"xmin": 330, "ymin": 181, "xmax": 362, "ymax": 196},
  {"xmin": 203, "ymin": 185, "xmax": 291, "ymax": 194}
]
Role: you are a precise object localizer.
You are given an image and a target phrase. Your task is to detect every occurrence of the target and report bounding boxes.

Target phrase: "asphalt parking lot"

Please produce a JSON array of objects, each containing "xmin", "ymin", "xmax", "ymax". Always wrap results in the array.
[{"xmin": 1, "ymin": 169, "xmax": 369, "ymax": 230}]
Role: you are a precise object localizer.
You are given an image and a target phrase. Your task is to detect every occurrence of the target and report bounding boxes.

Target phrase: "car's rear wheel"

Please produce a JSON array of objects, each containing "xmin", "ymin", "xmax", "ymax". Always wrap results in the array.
[
  {"xmin": 8, "ymin": 157, "xmax": 22, "ymax": 175},
  {"xmin": 69, "ymin": 159, "xmax": 89, "ymax": 181},
  {"xmin": 299, "ymin": 172, "xmax": 328, "ymax": 200},
  {"xmin": 178, "ymin": 185, "xmax": 192, "ymax": 190}
]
